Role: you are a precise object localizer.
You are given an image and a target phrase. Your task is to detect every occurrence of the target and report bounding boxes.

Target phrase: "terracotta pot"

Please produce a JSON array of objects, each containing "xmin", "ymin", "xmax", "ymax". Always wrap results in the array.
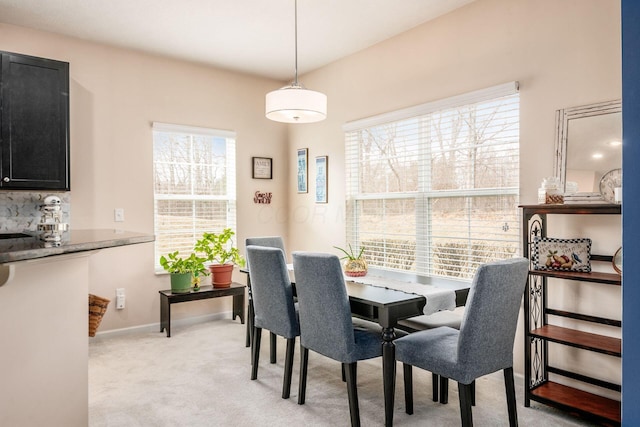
[
  {"xmin": 209, "ymin": 263, "xmax": 234, "ymax": 288},
  {"xmin": 344, "ymin": 258, "xmax": 367, "ymax": 277}
]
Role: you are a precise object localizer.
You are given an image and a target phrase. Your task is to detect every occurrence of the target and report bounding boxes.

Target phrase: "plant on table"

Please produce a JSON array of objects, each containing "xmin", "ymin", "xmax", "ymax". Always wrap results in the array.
[
  {"xmin": 334, "ymin": 243, "xmax": 368, "ymax": 277},
  {"xmin": 159, "ymin": 251, "xmax": 209, "ymax": 293},
  {"xmin": 195, "ymin": 228, "xmax": 246, "ymax": 288}
]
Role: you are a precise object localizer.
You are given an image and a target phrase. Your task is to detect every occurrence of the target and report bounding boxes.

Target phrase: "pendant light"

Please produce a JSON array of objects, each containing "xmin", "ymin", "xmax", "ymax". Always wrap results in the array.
[{"xmin": 265, "ymin": 0, "xmax": 327, "ymax": 123}]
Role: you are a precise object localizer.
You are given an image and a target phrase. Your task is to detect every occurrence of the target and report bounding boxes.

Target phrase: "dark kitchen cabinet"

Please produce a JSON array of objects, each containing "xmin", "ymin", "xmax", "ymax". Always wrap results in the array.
[{"xmin": 0, "ymin": 51, "xmax": 69, "ymax": 190}]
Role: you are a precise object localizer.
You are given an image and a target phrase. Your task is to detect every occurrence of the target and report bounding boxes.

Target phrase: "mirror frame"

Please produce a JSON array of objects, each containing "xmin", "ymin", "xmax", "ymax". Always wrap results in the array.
[{"xmin": 554, "ymin": 99, "xmax": 622, "ymax": 192}]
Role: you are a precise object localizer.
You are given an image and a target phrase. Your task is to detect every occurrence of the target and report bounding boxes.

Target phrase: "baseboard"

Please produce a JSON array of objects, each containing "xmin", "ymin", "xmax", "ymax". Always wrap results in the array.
[{"xmin": 90, "ymin": 311, "xmax": 232, "ymax": 341}]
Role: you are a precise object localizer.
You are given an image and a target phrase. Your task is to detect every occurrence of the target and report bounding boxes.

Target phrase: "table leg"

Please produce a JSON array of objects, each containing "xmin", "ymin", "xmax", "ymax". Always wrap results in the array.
[{"xmin": 382, "ymin": 326, "xmax": 396, "ymax": 427}]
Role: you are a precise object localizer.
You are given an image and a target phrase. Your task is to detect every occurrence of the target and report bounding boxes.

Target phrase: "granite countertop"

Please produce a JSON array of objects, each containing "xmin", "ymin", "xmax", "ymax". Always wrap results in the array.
[{"xmin": 0, "ymin": 229, "xmax": 155, "ymax": 263}]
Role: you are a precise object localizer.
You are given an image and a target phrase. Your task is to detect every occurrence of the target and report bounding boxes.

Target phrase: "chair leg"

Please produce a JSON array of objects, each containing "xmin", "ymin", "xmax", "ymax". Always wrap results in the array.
[
  {"xmin": 251, "ymin": 327, "xmax": 262, "ymax": 380},
  {"xmin": 458, "ymin": 382, "xmax": 474, "ymax": 427},
  {"xmin": 344, "ymin": 362, "xmax": 361, "ymax": 427},
  {"xmin": 504, "ymin": 367, "xmax": 518, "ymax": 427},
  {"xmin": 471, "ymin": 380, "xmax": 476, "ymax": 406},
  {"xmin": 440, "ymin": 377, "xmax": 449, "ymax": 404},
  {"xmin": 298, "ymin": 345, "xmax": 309, "ymax": 405},
  {"xmin": 404, "ymin": 364, "xmax": 414, "ymax": 415},
  {"xmin": 282, "ymin": 338, "xmax": 295, "ymax": 399},
  {"xmin": 246, "ymin": 297, "xmax": 254, "ymax": 349},
  {"xmin": 432, "ymin": 373, "xmax": 439, "ymax": 402},
  {"xmin": 270, "ymin": 332, "xmax": 277, "ymax": 364}
]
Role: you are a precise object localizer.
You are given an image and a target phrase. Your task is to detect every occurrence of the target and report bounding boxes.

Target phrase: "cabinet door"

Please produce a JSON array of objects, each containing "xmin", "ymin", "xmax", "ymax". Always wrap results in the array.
[{"xmin": 0, "ymin": 51, "xmax": 70, "ymax": 190}]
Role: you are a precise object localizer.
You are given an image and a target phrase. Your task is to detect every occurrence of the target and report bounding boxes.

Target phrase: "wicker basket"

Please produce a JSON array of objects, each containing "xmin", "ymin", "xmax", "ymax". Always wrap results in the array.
[{"xmin": 88, "ymin": 294, "xmax": 110, "ymax": 337}]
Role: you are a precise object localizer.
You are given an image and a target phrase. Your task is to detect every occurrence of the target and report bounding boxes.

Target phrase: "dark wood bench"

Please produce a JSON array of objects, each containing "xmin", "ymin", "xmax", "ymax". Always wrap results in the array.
[{"xmin": 159, "ymin": 283, "xmax": 246, "ymax": 337}]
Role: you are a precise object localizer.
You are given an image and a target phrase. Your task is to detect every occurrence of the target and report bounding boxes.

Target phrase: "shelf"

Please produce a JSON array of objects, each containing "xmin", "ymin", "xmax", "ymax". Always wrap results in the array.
[
  {"xmin": 530, "ymin": 381, "xmax": 620, "ymax": 425},
  {"xmin": 520, "ymin": 204, "xmax": 621, "ymax": 215},
  {"xmin": 530, "ymin": 325, "xmax": 621, "ymax": 356},
  {"xmin": 529, "ymin": 269, "xmax": 621, "ymax": 285}
]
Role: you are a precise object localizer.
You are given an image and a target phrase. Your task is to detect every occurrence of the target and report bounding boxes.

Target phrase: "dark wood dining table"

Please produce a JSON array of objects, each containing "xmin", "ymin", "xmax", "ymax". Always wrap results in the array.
[
  {"xmin": 345, "ymin": 280, "xmax": 469, "ymax": 427},
  {"xmin": 242, "ymin": 269, "xmax": 469, "ymax": 427}
]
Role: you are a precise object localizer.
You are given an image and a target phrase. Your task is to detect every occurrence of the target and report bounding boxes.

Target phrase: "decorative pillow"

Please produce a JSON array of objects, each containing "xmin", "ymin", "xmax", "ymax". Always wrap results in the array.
[{"xmin": 532, "ymin": 237, "xmax": 592, "ymax": 272}]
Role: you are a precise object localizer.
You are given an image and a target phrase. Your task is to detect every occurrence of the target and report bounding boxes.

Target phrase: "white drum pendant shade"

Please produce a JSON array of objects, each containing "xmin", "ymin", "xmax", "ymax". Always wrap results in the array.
[{"xmin": 265, "ymin": 86, "xmax": 327, "ymax": 123}]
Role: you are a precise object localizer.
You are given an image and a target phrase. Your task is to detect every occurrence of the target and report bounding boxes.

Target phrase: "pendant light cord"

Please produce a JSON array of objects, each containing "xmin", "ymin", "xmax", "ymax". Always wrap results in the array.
[{"xmin": 294, "ymin": 0, "xmax": 299, "ymax": 87}]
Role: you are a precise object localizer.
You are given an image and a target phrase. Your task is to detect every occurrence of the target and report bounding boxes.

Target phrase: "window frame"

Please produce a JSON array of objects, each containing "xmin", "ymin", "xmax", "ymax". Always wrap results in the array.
[
  {"xmin": 343, "ymin": 82, "xmax": 520, "ymax": 282},
  {"xmin": 152, "ymin": 122, "xmax": 237, "ymax": 274}
]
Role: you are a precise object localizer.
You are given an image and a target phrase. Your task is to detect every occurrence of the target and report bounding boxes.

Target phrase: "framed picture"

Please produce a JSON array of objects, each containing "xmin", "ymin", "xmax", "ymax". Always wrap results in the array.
[
  {"xmin": 532, "ymin": 237, "xmax": 592, "ymax": 272},
  {"xmin": 315, "ymin": 156, "xmax": 328, "ymax": 203},
  {"xmin": 297, "ymin": 148, "xmax": 308, "ymax": 193},
  {"xmin": 252, "ymin": 157, "xmax": 273, "ymax": 179}
]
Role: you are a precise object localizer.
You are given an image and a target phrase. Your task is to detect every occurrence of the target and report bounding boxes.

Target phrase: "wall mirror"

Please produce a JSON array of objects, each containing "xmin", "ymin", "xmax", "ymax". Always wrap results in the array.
[{"xmin": 554, "ymin": 100, "xmax": 622, "ymax": 195}]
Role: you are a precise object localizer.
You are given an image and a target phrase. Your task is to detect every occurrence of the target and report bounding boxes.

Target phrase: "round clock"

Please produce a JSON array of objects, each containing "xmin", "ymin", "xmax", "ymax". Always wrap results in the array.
[{"xmin": 599, "ymin": 168, "xmax": 622, "ymax": 204}]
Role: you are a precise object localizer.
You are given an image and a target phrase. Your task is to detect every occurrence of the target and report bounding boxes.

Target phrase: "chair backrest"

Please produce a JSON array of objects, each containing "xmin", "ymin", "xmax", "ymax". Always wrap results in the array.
[
  {"xmin": 457, "ymin": 257, "xmax": 529, "ymax": 379},
  {"xmin": 246, "ymin": 246, "xmax": 299, "ymax": 339},
  {"xmin": 245, "ymin": 236, "xmax": 286, "ymax": 271},
  {"xmin": 292, "ymin": 251, "xmax": 358, "ymax": 363}
]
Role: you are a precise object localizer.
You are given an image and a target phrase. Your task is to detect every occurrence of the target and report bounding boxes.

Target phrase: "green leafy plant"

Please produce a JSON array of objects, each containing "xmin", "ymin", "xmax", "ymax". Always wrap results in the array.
[
  {"xmin": 159, "ymin": 251, "xmax": 209, "ymax": 277},
  {"xmin": 195, "ymin": 228, "xmax": 246, "ymax": 267},
  {"xmin": 334, "ymin": 243, "xmax": 365, "ymax": 260}
]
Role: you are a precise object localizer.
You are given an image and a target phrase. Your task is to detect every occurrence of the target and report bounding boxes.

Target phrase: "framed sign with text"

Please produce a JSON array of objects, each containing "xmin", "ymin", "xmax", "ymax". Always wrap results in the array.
[{"xmin": 252, "ymin": 157, "xmax": 273, "ymax": 179}]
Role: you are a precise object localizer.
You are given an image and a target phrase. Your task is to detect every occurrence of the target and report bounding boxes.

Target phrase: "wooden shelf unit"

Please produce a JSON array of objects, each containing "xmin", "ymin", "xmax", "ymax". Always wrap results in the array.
[{"xmin": 520, "ymin": 204, "xmax": 621, "ymax": 426}]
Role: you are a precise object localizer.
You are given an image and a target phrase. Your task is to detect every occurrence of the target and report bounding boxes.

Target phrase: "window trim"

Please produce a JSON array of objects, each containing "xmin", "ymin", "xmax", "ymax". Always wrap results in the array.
[
  {"xmin": 343, "ymin": 82, "xmax": 520, "ymax": 281},
  {"xmin": 152, "ymin": 122, "xmax": 237, "ymax": 274}
]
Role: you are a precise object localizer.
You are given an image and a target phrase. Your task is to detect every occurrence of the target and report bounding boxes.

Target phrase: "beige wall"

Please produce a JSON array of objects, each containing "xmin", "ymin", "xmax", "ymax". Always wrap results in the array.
[
  {"xmin": 285, "ymin": 0, "xmax": 621, "ymax": 393},
  {"xmin": 287, "ymin": 0, "xmax": 621, "ymax": 253},
  {"xmin": 0, "ymin": 23, "xmax": 290, "ymax": 330},
  {"xmin": 0, "ymin": 0, "xmax": 622, "ymax": 390}
]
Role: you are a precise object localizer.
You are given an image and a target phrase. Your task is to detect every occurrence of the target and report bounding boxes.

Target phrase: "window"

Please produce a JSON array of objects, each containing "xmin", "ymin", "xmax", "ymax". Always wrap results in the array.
[
  {"xmin": 152, "ymin": 122, "xmax": 237, "ymax": 273},
  {"xmin": 344, "ymin": 83, "xmax": 520, "ymax": 281}
]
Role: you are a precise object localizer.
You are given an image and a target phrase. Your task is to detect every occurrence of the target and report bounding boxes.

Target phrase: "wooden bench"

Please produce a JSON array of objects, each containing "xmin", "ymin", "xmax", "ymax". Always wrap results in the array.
[{"xmin": 159, "ymin": 282, "xmax": 246, "ymax": 337}]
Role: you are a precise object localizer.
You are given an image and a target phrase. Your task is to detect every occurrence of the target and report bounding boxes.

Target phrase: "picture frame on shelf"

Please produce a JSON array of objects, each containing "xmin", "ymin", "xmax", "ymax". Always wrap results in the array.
[
  {"xmin": 297, "ymin": 148, "xmax": 308, "ymax": 193},
  {"xmin": 532, "ymin": 237, "xmax": 592, "ymax": 272},
  {"xmin": 252, "ymin": 157, "xmax": 273, "ymax": 179},
  {"xmin": 315, "ymin": 156, "xmax": 328, "ymax": 203},
  {"xmin": 613, "ymin": 247, "xmax": 622, "ymax": 274}
]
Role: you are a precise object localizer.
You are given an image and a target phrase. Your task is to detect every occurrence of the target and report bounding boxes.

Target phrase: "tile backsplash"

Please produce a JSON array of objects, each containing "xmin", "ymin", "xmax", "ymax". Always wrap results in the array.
[{"xmin": 0, "ymin": 192, "xmax": 70, "ymax": 233}]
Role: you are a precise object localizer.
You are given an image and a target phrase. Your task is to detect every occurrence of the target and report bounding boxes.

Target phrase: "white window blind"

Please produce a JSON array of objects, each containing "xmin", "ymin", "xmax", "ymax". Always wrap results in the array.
[
  {"xmin": 344, "ymin": 82, "xmax": 520, "ymax": 281},
  {"xmin": 152, "ymin": 122, "xmax": 237, "ymax": 273}
]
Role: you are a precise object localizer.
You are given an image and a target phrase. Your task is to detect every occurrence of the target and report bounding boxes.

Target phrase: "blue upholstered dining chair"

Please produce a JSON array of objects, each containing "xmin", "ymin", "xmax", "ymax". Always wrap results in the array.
[
  {"xmin": 292, "ymin": 251, "xmax": 383, "ymax": 427},
  {"xmin": 246, "ymin": 245, "xmax": 300, "ymax": 399},
  {"xmin": 245, "ymin": 236, "xmax": 287, "ymax": 359},
  {"xmin": 397, "ymin": 309, "xmax": 464, "ymax": 405},
  {"xmin": 394, "ymin": 258, "xmax": 529, "ymax": 427}
]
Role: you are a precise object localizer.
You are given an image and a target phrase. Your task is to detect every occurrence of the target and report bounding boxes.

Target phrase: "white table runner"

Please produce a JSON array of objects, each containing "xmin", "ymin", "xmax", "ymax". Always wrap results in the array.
[
  {"xmin": 346, "ymin": 275, "xmax": 457, "ymax": 316},
  {"xmin": 287, "ymin": 264, "xmax": 457, "ymax": 315}
]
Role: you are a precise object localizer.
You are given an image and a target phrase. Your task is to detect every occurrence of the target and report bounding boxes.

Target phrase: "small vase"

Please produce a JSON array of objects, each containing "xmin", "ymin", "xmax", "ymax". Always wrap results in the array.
[
  {"xmin": 209, "ymin": 263, "xmax": 234, "ymax": 288},
  {"xmin": 192, "ymin": 276, "xmax": 201, "ymax": 291},
  {"xmin": 344, "ymin": 258, "xmax": 367, "ymax": 277}
]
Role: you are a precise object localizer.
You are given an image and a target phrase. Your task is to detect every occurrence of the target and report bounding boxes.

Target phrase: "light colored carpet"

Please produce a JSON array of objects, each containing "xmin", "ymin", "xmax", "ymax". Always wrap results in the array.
[{"xmin": 89, "ymin": 318, "xmax": 599, "ymax": 426}]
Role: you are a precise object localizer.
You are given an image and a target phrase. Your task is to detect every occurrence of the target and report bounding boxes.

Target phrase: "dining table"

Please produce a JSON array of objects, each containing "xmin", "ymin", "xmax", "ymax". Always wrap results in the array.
[
  {"xmin": 242, "ymin": 268, "xmax": 470, "ymax": 427},
  {"xmin": 344, "ymin": 278, "xmax": 469, "ymax": 427}
]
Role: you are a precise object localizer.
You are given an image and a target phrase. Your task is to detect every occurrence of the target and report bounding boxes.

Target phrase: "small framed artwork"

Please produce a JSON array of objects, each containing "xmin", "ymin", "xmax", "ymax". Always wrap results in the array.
[
  {"xmin": 315, "ymin": 156, "xmax": 328, "ymax": 203},
  {"xmin": 532, "ymin": 237, "xmax": 592, "ymax": 272},
  {"xmin": 297, "ymin": 148, "xmax": 308, "ymax": 193},
  {"xmin": 252, "ymin": 157, "xmax": 273, "ymax": 179}
]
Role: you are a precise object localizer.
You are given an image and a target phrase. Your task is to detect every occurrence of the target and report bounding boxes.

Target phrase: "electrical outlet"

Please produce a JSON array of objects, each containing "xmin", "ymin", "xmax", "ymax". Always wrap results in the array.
[
  {"xmin": 114, "ymin": 208, "xmax": 125, "ymax": 222},
  {"xmin": 116, "ymin": 288, "xmax": 125, "ymax": 309}
]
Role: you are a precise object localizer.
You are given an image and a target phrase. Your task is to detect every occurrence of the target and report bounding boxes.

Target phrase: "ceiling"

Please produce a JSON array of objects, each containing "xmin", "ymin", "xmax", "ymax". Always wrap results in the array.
[{"xmin": 0, "ymin": 0, "xmax": 474, "ymax": 81}]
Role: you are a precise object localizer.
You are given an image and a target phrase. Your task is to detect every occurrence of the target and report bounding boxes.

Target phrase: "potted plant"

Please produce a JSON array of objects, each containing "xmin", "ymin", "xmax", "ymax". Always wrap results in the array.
[
  {"xmin": 334, "ymin": 244, "xmax": 368, "ymax": 277},
  {"xmin": 159, "ymin": 251, "xmax": 209, "ymax": 293},
  {"xmin": 195, "ymin": 228, "xmax": 246, "ymax": 288}
]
